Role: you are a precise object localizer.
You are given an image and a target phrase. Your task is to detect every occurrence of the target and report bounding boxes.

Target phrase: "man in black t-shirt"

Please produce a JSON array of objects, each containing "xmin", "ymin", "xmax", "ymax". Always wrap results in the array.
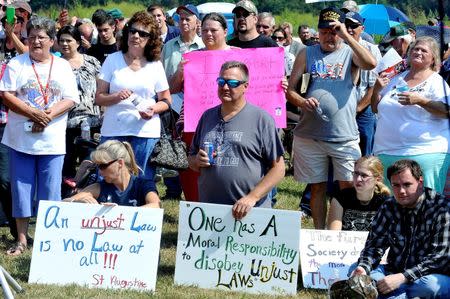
[
  {"xmin": 228, "ymin": 0, "xmax": 278, "ymax": 49},
  {"xmin": 87, "ymin": 10, "xmax": 118, "ymax": 64}
]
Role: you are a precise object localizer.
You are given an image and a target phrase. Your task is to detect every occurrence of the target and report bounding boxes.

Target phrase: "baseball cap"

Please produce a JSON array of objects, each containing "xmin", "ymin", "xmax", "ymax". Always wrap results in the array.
[
  {"xmin": 12, "ymin": 1, "xmax": 32, "ymax": 14},
  {"xmin": 345, "ymin": 11, "xmax": 364, "ymax": 25},
  {"xmin": 232, "ymin": 0, "xmax": 258, "ymax": 15},
  {"xmin": 318, "ymin": 7, "xmax": 345, "ymax": 29},
  {"xmin": 107, "ymin": 8, "xmax": 124, "ymax": 20},
  {"xmin": 176, "ymin": 4, "xmax": 200, "ymax": 19},
  {"xmin": 383, "ymin": 25, "xmax": 409, "ymax": 43},
  {"xmin": 341, "ymin": 1, "xmax": 359, "ymax": 13}
]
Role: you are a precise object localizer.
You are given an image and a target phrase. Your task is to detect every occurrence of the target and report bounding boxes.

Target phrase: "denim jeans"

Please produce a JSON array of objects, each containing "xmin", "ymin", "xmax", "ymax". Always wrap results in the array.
[
  {"xmin": 348, "ymin": 264, "xmax": 450, "ymax": 299},
  {"xmin": 356, "ymin": 106, "xmax": 376, "ymax": 156},
  {"xmin": 101, "ymin": 136, "xmax": 158, "ymax": 181}
]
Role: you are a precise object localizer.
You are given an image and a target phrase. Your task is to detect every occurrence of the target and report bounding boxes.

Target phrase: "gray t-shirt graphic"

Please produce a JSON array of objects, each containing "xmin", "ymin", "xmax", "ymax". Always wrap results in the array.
[{"xmin": 191, "ymin": 103, "xmax": 284, "ymax": 207}]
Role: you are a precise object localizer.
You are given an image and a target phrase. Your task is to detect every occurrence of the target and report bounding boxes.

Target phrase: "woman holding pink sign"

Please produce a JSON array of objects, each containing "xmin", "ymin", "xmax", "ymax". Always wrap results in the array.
[
  {"xmin": 371, "ymin": 36, "xmax": 450, "ymax": 193},
  {"xmin": 176, "ymin": 12, "xmax": 237, "ymax": 201}
]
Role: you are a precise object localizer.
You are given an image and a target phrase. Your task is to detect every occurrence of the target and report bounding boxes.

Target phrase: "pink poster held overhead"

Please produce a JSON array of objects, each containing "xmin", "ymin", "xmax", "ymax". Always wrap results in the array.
[{"xmin": 183, "ymin": 47, "xmax": 286, "ymax": 132}]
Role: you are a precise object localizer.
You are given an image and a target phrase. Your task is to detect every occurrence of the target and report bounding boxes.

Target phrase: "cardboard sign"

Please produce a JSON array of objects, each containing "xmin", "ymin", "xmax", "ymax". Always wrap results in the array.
[
  {"xmin": 29, "ymin": 201, "xmax": 163, "ymax": 292},
  {"xmin": 183, "ymin": 48, "xmax": 286, "ymax": 132},
  {"xmin": 299, "ymin": 229, "xmax": 369, "ymax": 289},
  {"xmin": 174, "ymin": 202, "xmax": 301, "ymax": 295}
]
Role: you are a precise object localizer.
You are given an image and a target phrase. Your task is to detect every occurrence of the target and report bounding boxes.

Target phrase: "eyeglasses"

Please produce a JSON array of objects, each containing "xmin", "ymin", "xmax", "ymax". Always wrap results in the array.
[
  {"xmin": 352, "ymin": 171, "xmax": 374, "ymax": 180},
  {"xmin": 234, "ymin": 11, "xmax": 253, "ymax": 19},
  {"xmin": 97, "ymin": 159, "xmax": 118, "ymax": 170},
  {"xmin": 345, "ymin": 23, "xmax": 361, "ymax": 30},
  {"xmin": 272, "ymin": 36, "xmax": 285, "ymax": 41},
  {"xmin": 128, "ymin": 27, "xmax": 151, "ymax": 38},
  {"xmin": 216, "ymin": 77, "xmax": 246, "ymax": 88},
  {"xmin": 28, "ymin": 35, "xmax": 51, "ymax": 42}
]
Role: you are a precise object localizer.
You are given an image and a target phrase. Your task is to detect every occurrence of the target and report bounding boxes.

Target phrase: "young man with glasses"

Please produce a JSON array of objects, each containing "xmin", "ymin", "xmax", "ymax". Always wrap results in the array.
[
  {"xmin": 228, "ymin": 0, "xmax": 277, "ymax": 48},
  {"xmin": 345, "ymin": 11, "xmax": 382, "ymax": 156},
  {"xmin": 188, "ymin": 61, "xmax": 285, "ymax": 220}
]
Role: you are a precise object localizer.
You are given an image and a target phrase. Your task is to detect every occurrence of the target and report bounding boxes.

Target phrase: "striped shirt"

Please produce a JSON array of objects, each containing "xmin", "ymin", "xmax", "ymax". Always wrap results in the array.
[{"xmin": 357, "ymin": 188, "xmax": 450, "ymax": 281}]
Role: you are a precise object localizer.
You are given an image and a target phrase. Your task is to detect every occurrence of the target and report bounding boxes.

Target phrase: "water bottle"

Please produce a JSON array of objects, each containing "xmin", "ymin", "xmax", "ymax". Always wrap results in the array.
[
  {"xmin": 396, "ymin": 77, "xmax": 409, "ymax": 93},
  {"xmin": 81, "ymin": 119, "xmax": 90, "ymax": 140},
  {"xmin": 327, "ymin": 269, "xmax": 340, "ymax": 299},
  {"xmin": 128, "ymin": 93, "xmax": 144, "ymax": 107}
]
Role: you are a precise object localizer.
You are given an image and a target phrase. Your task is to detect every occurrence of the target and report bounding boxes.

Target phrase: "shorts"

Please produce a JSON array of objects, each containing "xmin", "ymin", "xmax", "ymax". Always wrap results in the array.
[{"xmin": 293, "ymin": 136, "xmax": 361, "ymax": 183}]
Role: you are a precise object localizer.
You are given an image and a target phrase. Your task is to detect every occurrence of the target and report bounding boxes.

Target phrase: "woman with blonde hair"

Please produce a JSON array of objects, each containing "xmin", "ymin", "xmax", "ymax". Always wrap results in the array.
[
  {"xmin": 372, "ymin": 36, "xmax": 450, "ymax": 193},
  {"xmin": 65, "ymin": 140, "xmax": 160, "ymax": 207},
  {"xmin": 327, "ymin": 156, "xmax": 390, "ymax": 231}
]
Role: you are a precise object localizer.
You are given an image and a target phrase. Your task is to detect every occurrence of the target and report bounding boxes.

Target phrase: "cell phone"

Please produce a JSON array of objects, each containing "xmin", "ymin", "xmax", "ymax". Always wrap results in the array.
[
  {"xmin": 24, "ymin": 121, "xmax": 33, "ymax": 132},
  {"xmin": 6, "ymin": 7, "xmax": 15, "ymax": 25}
]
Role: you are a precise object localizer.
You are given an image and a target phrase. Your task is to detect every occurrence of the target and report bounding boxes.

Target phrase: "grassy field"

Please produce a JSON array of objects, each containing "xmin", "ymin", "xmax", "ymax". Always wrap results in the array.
[{"xmin": 0, "ymin": 175, "xmax": 328, "ymax": 298}]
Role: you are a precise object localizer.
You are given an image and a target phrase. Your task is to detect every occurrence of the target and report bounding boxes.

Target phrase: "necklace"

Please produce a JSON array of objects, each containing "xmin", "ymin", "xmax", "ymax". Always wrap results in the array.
[{"xmin": 30, "ymin": 55, "xmax": 54, "ymax": 106}]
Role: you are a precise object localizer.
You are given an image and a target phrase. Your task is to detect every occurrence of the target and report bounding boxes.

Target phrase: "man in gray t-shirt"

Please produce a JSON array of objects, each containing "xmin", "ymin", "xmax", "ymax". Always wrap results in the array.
[
  {"xmin": 188, "ymin": 61, "xmax": 285, "ymax": 220},
  {"xmin": 286, "ymin": 7, "xmax": 376, "ymax": 229}
]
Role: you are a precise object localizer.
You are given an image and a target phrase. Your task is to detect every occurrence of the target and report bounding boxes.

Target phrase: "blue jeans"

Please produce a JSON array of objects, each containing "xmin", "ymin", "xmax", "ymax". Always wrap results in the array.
[
  {"xmin": 101, "ymin": 136, "xmax": 158, "ymax": 181},
  {"xmin": 356, "ymin": 106, "xmax": 376, "ymax": 156},
  {"xmin": 348, "ymin": 264, "xmax": 450, "ymax": 299}
]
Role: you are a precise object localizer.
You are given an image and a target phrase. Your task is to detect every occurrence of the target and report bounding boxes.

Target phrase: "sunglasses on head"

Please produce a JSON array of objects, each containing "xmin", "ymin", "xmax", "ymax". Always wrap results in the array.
[
  {"xmin": 216, "ymin": 77, "xmax": 246, "ymax": 88},
  {"xmin": 345, "ymin": 22, "xmax": 361, "ymax": 29},
  {"xmin": 96, "ymin": 159, "xmax": 118, "ymax": 170},
  {"xmin": 128, "ymin": 27, "xmax": 151, "ymax": 38},
  {"xmin": 272, "ymin": 36, "xmax": 284, "ymax": 41},
  {"xmin": 235, "ymin": 11, "xmax": 252, "ymax": 19}
]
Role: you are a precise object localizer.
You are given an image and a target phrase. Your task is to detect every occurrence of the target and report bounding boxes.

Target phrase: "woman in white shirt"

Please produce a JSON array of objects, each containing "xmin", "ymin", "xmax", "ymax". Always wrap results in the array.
[
  {"xmin": 96, "ymin": 11, "xmax": 172, "ymax": 182},
  {"xmin": 0, "ymin": 16, "xmax": 79, "ymax": 255},
  {"xmin": 372, "ymin": 36, "xmax": 450, "ymax": 193}
]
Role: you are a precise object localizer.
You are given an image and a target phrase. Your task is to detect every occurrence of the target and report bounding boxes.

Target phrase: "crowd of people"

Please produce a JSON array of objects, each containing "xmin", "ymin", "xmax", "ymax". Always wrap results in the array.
[{"xmin": 0, "ymin": 0, "xmax": 449, "ymax": 297}]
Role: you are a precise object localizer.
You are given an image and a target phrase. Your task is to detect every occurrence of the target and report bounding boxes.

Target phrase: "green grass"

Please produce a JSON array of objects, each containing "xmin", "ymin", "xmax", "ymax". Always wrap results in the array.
[{"xmin": 0, "ymin": 174, "xmax": 326, "ymax": 298}]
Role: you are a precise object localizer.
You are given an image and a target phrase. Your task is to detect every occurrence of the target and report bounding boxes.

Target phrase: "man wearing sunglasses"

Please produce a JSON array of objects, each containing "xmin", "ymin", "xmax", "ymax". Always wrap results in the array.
[
  {"xmin": 228, "ymin": 0, "xmax": 277, "ymax": 48},
  {"xmin": 188, "ymin": 61, "xmax": 285, "ymax": 220},
  {"xmin": 344, "ymin": 11, "xmax": 382, "ymax": 156},
  {"xmin": 287, "ymin": 7, "xmax": 376, "ymax": 229}
]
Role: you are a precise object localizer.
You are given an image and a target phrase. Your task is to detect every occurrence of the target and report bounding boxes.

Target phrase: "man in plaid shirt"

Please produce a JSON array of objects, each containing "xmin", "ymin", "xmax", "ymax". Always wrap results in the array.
[{"xmin": 352, "ymin": 159, "xmax": 450, "ymax": 298}]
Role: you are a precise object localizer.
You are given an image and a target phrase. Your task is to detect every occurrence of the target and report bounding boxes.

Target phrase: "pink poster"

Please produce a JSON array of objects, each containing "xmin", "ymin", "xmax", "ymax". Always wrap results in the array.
[{"xmin": 183, "ymin": 48, "xmax": 286, "ymax": 132}]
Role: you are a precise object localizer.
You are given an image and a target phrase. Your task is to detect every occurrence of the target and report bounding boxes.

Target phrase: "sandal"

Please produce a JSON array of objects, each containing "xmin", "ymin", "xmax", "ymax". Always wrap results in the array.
[{"xmin": 6, "ymin": 242, "xmax": 27, "ymax": 256}]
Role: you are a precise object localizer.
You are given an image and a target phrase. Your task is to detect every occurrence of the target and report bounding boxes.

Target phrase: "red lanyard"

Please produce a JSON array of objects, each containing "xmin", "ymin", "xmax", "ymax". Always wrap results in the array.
[{"xmin": 30, "ymin": 55, "xmax": 54, "ymax": 105}]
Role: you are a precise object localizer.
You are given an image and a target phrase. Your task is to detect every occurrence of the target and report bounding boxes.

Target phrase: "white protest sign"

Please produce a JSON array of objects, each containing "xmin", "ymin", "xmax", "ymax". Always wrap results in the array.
[
  {"xmin": 174, "ymin": 202, "xmax": 301, "ymax": 295},
  {"xmin": 29, "ymin": 201, "xmax": 163, "ymax": 292},
  {"xmin": 375, "ymin": 48, "xmax": 403, "ymax": 74},
  {"xmin": 299, "ymin": 229, "xmax": 368, "ymax": 289}
]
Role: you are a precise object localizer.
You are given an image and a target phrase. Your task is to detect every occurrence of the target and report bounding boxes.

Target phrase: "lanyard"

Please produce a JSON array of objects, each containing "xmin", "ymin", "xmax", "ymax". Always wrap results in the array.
[{"xmin": 30, "ymin": 55, "xmax": 54, "ymax": 105}]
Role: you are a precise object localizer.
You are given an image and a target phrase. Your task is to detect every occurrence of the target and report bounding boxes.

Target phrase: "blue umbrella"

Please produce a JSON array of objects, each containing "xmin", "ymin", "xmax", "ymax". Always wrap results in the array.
[{"xmin": 359, "ymin": 4, "xmax": 410, "ymax": 35}]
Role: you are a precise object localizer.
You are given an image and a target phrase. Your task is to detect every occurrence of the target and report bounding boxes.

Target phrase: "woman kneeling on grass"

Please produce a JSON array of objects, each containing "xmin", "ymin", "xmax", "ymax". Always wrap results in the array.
[
  {"xmin": 327, "ymin": 156, "xmax": 390, "ymax": 231},
  {"xmin": 64, "ymin": 140, "xmax": 160, "ymax": 207}
]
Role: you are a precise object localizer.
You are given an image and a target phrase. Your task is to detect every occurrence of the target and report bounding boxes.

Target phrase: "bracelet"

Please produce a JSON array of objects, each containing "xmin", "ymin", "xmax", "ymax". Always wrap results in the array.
[{"xmin": 159, "ymin": 98, "xmax": 171, "ymax": 108}]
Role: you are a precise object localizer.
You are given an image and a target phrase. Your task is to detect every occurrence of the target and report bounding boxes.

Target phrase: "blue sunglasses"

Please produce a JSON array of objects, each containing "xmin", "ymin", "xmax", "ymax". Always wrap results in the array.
[{"xmin": 216, "ymin": 77, "xmax": 246, "ymax": 88}]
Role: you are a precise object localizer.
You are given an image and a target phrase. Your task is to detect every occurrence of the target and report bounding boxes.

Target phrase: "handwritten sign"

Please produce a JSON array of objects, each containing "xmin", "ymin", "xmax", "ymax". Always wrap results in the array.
[
  {"xmin": 174, "ymin": 202, "xmax": 301, "ymax": 295},
  {"xmin": 183, "ymin": 48, "xmax": 286, "ymax": 132},
  {"xmin": 299, "ymin": 229, "xmax": 368, "ymax": 289},
  {"xmin": 29, "ymin": 201, "xmax": 163, "ymax": 292}
]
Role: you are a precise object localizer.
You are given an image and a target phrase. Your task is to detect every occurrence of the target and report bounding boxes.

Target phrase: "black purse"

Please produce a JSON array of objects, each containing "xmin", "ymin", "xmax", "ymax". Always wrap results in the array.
[{"xmin": 150, "ymin": 105, "xmax": 189, "ymax": 170}]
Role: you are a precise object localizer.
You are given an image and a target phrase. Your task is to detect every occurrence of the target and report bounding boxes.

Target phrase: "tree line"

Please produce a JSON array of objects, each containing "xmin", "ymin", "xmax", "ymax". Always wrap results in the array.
[{"xmin": 29, "ymin": 0, "xmax": 448, "ymax": 20}]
